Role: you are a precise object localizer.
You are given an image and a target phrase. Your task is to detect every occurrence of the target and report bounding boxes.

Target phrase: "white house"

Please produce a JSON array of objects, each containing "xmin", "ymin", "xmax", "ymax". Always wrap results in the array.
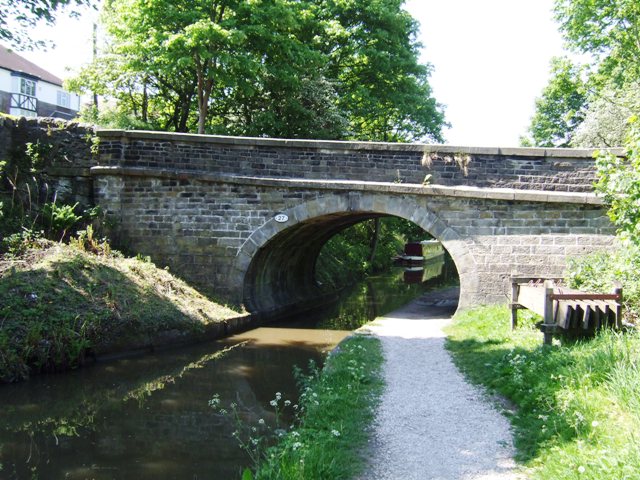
[{"xmin": 0, "ymin": 45, "xmax": 80, "ymax": 120}]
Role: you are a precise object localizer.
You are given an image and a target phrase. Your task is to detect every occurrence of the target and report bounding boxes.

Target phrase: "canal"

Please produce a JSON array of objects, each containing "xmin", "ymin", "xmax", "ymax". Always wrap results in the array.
[{"xmin": 0, "ymin": 254, "xmax": 457, "ymax": 479}]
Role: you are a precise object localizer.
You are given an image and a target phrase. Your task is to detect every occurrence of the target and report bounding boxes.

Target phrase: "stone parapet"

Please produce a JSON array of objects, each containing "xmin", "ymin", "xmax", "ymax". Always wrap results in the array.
[{"xmin": 97, "ymin": 130, "xmax": 621, "ymax": 193}]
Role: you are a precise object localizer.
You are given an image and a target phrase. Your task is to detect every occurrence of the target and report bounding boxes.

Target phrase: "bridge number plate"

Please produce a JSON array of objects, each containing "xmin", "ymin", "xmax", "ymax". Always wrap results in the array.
[{"xmin": 274, "ymin": 213, "xmax": 289, "ymax": 223}]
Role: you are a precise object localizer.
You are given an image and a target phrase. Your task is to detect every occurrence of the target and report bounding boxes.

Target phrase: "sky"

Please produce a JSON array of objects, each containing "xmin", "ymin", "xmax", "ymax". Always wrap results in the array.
[{"xmin": 17, "ymin": 0, "xmax": 568, "ymax": 147}]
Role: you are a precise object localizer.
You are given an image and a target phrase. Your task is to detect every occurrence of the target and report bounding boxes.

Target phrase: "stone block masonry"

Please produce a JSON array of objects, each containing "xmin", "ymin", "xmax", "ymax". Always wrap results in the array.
[
  {"xmin": 93, "ymin": 164, "xmax": 615, "ymax": 312},
  {"xmin": 97, "ymin": 130, "xmax": 621, "ymax": 192}
]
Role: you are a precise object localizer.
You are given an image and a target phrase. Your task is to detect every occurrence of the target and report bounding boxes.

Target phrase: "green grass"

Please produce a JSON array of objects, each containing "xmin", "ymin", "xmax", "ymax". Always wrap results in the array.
[
  {"xmin": 446, "ymin": 305, "xmax": 640, "ymax": 479},
  {"xmin": 0, "ymin": 242, "xmax": 241, "ymax": 382},
  {"xmin": 251, "ymin": 335, "xmax": 384, "ymax": 480}
]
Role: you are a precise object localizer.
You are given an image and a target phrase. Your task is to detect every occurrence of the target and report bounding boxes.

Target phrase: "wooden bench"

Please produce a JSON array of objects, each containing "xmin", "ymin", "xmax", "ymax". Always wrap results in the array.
[{"xmin": 510, "ymin": 277, "xmax": 622, "ymax": 345}]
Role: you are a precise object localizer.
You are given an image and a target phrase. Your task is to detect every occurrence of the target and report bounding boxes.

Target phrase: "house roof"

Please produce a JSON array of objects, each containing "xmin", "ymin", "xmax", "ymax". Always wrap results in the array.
[{"xmin": 0, "ymin": 44, "xmax": 63, "ymax": 86}]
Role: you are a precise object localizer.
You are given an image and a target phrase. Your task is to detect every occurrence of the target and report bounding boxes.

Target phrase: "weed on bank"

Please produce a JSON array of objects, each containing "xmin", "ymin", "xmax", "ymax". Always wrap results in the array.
[
  {"xmin": 0, "ymin": 242, "xmax": 240, "ymax": 382},
  {"xmin": 446, "ymin": 305, "xmax": 640, "ymax": 479},
  {"xmin": 247, "ymin": 335, "xmax": 384, "ymax": 480}
]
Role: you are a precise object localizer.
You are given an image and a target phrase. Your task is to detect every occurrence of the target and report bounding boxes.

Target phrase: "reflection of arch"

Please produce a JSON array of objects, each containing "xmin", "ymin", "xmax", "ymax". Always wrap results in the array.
[{"xmin": 232, "ymin": 193, "xmax": 475, "ymax": 314}]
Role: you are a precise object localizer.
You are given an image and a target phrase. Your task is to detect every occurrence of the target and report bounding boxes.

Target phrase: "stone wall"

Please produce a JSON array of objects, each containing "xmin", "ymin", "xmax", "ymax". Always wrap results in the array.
[
  {"xmin": 97, "ymin": 130, "xmax": 617, "ymax": 193},
  {"xmin": 0, "ymin": 116, "xmax": 96, "ymax": 206}
]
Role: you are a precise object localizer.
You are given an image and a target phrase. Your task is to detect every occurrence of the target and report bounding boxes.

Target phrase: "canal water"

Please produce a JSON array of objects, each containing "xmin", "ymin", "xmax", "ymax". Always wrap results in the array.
[{"xmin": 0, "ymin": 254, "xmax": 457, "ymax": 479}]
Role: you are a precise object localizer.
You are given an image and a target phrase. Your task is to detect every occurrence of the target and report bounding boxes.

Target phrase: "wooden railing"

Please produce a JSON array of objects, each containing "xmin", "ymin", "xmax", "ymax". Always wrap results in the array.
[{"xmin": 10, "ymin": 93, "xmax": 37, "ymax": 112}]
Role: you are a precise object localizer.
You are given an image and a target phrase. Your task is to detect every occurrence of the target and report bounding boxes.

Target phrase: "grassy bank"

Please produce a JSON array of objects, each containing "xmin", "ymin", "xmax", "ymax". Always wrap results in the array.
[
  {"xmin": 0, "ymin": 241, "xmax": 241, "ymax": 382},
  {"xmin": 249, "ymin": 335, "xmax": 384, "ymax": 480},
  {"xmin": 446, "ymin": 305, "xmax": 640, "ymax": 479}
]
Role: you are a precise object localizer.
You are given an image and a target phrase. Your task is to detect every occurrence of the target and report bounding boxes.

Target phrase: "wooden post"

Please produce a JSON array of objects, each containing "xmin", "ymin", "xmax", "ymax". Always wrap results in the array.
[
  {"xmin": 613, "ymin": 283, "xmax": 623, "ymax": 329},
  {"xmin": 543, "ymin": 280, "xmax": 555, "ymax": 345},
  {"xmin": 511, "ymin": 280, "xmax": 519, "ymax": 330}
]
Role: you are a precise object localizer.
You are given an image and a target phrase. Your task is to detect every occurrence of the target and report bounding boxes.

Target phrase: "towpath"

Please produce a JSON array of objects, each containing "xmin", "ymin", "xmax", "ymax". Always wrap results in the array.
[{"xmin": 359, "ymin": 288, "xmax": 525, "ymax": 480}]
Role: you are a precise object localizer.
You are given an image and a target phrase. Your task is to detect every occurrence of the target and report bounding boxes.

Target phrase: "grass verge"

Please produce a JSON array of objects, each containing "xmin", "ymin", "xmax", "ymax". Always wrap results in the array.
[
  {"xmin": 446, "ymin": 305, "xmax": 640, "ymax": 479},
  {"xmin": 0, "ymin": 241, "xmax": 241, "ymax": 382},
  {"xmin": 251, "ymin": 335, "xmax": 384, "ymax": 480}
]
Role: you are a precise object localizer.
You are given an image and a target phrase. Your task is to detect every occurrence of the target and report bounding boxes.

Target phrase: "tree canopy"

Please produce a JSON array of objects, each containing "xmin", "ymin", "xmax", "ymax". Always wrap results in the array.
[
  {"xmin": 523, "ymin": 0, "xmax": 640, "ymax": 148},
  {"xmin": 68, "ymin": 0, "xmax": 446, "ymax": 141},
  {"xmin": 524, "ymin": 57, "xmax": 587, "ymax": 147}
]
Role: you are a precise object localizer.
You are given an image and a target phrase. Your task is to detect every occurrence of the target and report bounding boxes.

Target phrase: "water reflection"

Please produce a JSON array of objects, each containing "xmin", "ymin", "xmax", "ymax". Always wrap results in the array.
[
  {"xmin": 284, "ymin": 253, "xmax": 458, "ymax": 331},
  {"xmin": 0, "ymin": 254, "xmax": 457, "ymax": 479},
  {"xmin": 0, "ymin": 340, "xmax": 320, "ymax": 479}
]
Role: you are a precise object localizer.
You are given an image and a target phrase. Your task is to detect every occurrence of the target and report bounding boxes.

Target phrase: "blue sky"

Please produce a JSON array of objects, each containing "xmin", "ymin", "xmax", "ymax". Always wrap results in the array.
[{"xmin": 18, "ymin": 0, "xmax": 566, "ymax": 147}]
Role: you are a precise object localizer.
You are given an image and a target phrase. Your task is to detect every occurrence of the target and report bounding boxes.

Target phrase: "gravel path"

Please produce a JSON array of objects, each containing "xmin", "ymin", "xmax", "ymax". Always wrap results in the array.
[{"xmin": 359, "ymin": 289, "xmax": 524, "ymax": 480}]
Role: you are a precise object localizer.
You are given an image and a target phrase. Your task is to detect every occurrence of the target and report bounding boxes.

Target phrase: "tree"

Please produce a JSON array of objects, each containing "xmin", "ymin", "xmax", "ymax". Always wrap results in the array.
[
  {"xmin": 71, "ymin": 0, "xmax": 332, "ymax": 135},
  {"xmin": 524, "ymin": 0, "xmax": 640, "ymax": 147},
  {"xmin": 232, "ymin": 75, "xmax": 348, "ymax": 140},
  {"xmin": 523, "ymin": 57, "xmax": 587, "ymax": 147},
  {"xmin": 0, "ymin": 0, "xmax": 94, "ymax": 50},
  {"xmin": 554, "ymin": 0, "xmax": 640, "ymax": 86},
  {"xmin": 70, "ymin": 0, "xmax": 447, "ymax": 141},
  {"xmin": 573, "ymin": 83, "xmax": 640, "ymax": 147},
  {"xmin": 319, "ymin": 0, "xmax": 446, "ymax": 142}
]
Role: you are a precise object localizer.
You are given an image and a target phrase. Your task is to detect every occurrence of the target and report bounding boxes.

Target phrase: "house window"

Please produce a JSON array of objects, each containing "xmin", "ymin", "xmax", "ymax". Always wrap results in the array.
[
  {"xmin": 20, "ymin": 78, "xmax": 36, "ymax": 97},
  {"xmin": 57, "ymin": 90, "xmax": 70, "ymax": 108}
]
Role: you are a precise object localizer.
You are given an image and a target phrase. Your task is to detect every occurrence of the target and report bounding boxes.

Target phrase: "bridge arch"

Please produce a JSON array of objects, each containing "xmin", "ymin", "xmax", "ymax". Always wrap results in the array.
[{"xmin": 232, "ymin": 193, "xmax": 474, "ymax": 315}]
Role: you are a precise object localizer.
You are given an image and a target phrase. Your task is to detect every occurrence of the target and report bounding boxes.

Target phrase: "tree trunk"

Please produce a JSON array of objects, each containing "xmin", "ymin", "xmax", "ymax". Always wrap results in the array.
[
  {"xmin": 196, "ymin": 63, "xmax": 212, "ymax": 135},
  {"xmin": 368, "ymin": 217, "xmax": 381, "ymax": 267},
  {"xmin": 141, "ymin": 81, "xmax": 148, "ymax": 123}
]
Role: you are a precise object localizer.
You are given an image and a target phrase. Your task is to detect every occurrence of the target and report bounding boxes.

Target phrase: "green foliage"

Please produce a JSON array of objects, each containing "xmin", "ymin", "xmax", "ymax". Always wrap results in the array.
[
  {"xmin": 1, "ymin": 227, "xmax": 44, "ymax": 257},
  {"xmin": 594, "ymin": 116, "xmax": 640, "ymax": 243},
  {"xmin": 0, "ymin": 138, "xmax": 107, "ymax": 252},
  {"xmin": 315, "ymin": 216, "xmax": 428, "ymax": 289},
  {"xmin": 572, "ymin": 83, "xmax": 640, "ymax": 147},
  {"xmin": 69, "ymin": 0, "xmax": 446, "ymax": 141},
  {"xmin": 42, "ymin": 201, "xmax": 82, "ymax": 241},
  {"xmin": 554, "ymin": 0, "xmax": 640, "ymax": 86},
  {"xmin": 446, "ymin": 305, "xmax": 640, "ymax": 479},
  {"xmin": 525, "ymin": 0, "xmax": 640, "ymax": 147},
  {"xmin": 251, "ymin": 335, "xmax": 384, "ymax": 479},
  {"xmin": 319, "ymin": 0, "xmax": 446, "ymax": 142},
  {"xmin": 523, "ymin": 57, "xmax": 587, "ymax": 147},
  {"xmin": 69, "ymin": 224, "xmax": 111, "ymax": 256}
]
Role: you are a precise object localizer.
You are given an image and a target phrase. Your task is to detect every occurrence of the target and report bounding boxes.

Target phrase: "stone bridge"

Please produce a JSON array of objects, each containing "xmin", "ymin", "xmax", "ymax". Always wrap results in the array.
[{"xmin": 90, "ymin": 130, "xmax": 615, "ymax": 315}]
